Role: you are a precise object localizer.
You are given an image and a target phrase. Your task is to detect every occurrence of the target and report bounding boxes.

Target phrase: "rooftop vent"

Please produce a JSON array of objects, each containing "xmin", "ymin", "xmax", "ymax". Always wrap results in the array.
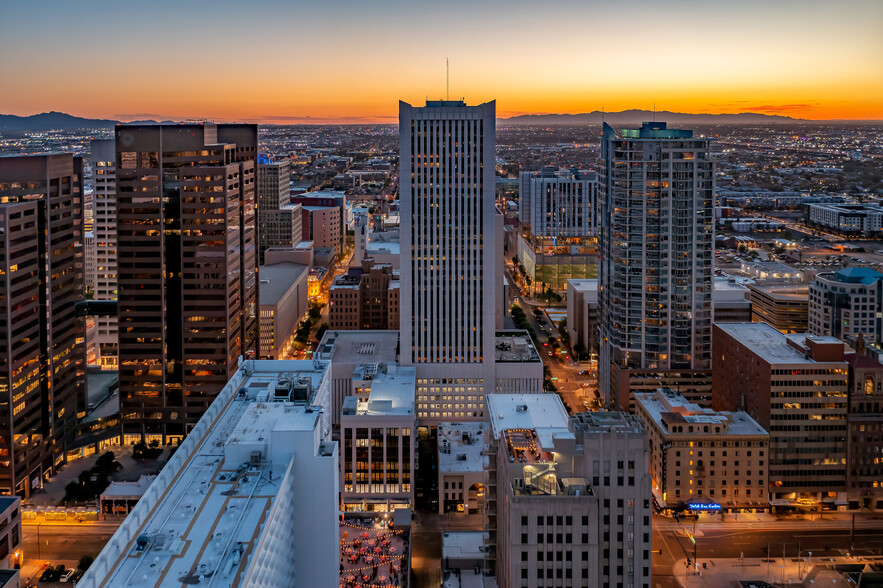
[{"xmin": 515, "ymin": 404, "xmax": 528, "ymax": 412}]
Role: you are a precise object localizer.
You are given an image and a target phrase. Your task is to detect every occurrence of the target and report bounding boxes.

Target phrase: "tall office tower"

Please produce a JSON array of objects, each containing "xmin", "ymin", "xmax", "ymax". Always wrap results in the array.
[
  {"xmin": 257, "ymin": 158, "xmax": 302, "ymax": 264},
  {"xmin": 519, "ymin": 167, "xmax": 599, "ymax": 237},
  {"xmin": 114, "ymin": 124, "xmax": 258, "ymax": 443},
  {"xmin": 88, "ymin": 139, "xmax": 119, "ymax": 369},
  {"xmin": 0, "ymin": 154, "xmax": 84, "ymax": 497},
  {"xmin": 809, "ymin": 267, "xmax": 883, "ymax": 345},
  {"xmin": 599, "ymin": 122, "xmax": 714, "ymax": 407},
  {"xmin": 399, "ymin": 100, "xmax": 498, "ymax": 421}
]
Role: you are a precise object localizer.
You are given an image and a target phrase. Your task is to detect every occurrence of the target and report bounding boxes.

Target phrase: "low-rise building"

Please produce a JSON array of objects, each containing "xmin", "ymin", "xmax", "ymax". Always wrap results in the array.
[
  {"xmin": 438, "ymin": 422, "xmax": 488, "ymax": 514},
  {"xmin": 340, "ymin": 364, "xmax": 415, "ymax": 512},
  {"xmin": 740, "ymin": 261, "xmax": 804, "ymax": 281},
  {"xmin": 79, "ymin": 360, "xmax": 340, "ymax": 588},
  {"xmin": 301, "ymin": 205, "xmax": 342, "ymax": 255},
  {"xmin": 809, "ymin": 267, "xmax": 883, "ymax": 346},
  {"xmin": 258, "ymin": 204, "xmax": 303, "ymax": 263},
  {"xmin": 259, "ymin": 262, "xmax": 309, "ymax": 359},
  {"xmin": 635, "ymin": 388, "xmax": 769, "ymax": 512},
  {"xmin": 748, "ymin": 282, "xmax": 810, "ymax": 333},
  {"xmin": 845, "ymin": 349, "xmax": 883, "ymax": 510},
  {"xmin": 808, "ymin": 203, "xmax": 883, "ymax": 236}
]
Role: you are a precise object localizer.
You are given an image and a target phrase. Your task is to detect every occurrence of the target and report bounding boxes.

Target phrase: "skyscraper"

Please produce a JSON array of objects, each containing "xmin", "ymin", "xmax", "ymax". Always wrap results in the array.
[
  {"xmin": 599, "ymin": 122, "xmax": 714, "ymax": 406},
  {"xmin": 88, "ymin": 139, "xmax": 119, "ymax": 369},
  {"xmin": 399, "ymin": 100, "xmax": 498, "ymax": 421},
  {"xmin": 0, "ymin": 154, "xmax": 85, "ymax": 496},
  {"xmin": 114, "ymin": 124, "xmax": 258, "ymax": 443}
]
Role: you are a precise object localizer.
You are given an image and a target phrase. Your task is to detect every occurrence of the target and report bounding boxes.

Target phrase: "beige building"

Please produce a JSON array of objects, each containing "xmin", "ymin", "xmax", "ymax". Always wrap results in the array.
[
  {"xmin": 259, "ymin": 205, "xmax": 302, "ymax": 262},
  {"xmin": 748, "ymin": 282, "xmax": 809, "ymax": 333},
  {"xmin": 328, "ymin": 258, "xmax": 400, "ymax": 330},
  {"xmin": 340, "ymin": 364, "xmax": 415, "ymax": 512},
  {"xmin": 259, "ymin": 262, "xmax": 309, "ymax": 359},
  {"xmin": 635, "ymin": 388, "xmax": 769, "ymax": 512},
  {"xmin": 302, "ymin": 205, "xmax": 342, "ymax": 255},
  {"xmin": 486, "ymin": 395, "xmax": 652, "ymax": 588},
  {"xmin": 566, "ymin": 279, "xmax": 599, "ymax": 361}
]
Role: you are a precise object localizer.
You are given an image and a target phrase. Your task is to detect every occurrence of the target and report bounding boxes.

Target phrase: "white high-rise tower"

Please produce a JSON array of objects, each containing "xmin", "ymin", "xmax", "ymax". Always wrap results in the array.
[{"xmin": 399, "ymin": 99, "xmax": 497, "ymax": 421}]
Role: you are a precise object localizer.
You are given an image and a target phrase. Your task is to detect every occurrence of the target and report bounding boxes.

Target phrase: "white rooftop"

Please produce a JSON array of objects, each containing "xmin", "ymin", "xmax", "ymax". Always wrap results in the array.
[
  {"xmin": 359, "ymin": 365, "xmax": 415, "ymax": 416},
  {"xmin": 80, "ymin": 360, "xmax": 339, "ymax": 588},
  {"xmin": 486, "ymin": 394, "xmax": 571, "ymax": 451},
  {"xmin": 494, "ymin": 332, "xmax": 540, "ymax": 363},
  {"xmin": 442, "ymin": 531, "xmax": 487, "ymax": 561},
  {"xmin": 716, "ymin": 323, "xmax": 845, "ymax": 365},
  {"xmin": 438, "ymin": 422, "xmax": 487, "ymax": 474}
]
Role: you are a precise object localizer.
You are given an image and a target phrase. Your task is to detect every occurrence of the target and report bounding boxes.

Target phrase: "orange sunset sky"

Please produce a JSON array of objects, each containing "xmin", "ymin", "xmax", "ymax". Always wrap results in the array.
[{"xmin": 1, "ymin": 0, "xmax": 881, "ymax": 123}]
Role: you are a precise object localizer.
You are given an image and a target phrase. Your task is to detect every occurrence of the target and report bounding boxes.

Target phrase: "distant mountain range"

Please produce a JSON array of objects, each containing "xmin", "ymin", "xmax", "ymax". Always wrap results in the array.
[
  {"xmin": 1, "ymin": 109, "xmax": 873, "ymax": 131},
  {"xmin": 498, "ymin": 109, "xmax": 805, "ymax": 125},
  {"xmin": 0, "ymin": 111, "xmax": 177, "ymax": 131}
]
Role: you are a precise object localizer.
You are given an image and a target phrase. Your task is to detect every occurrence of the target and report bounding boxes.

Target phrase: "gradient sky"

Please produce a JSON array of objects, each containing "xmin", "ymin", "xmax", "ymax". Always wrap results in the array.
[{"xmin": 1, "ymin": 0, "xmax": 881, "ymax": 122}]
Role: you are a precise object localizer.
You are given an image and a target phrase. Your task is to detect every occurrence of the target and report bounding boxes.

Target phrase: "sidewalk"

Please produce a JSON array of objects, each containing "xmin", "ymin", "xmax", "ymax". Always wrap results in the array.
[{"xmin": 672, "ymin": 556, "xmax": 871, "ymax": 587}]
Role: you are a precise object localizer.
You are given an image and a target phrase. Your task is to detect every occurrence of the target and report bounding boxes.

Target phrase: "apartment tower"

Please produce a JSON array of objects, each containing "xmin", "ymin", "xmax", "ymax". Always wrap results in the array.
[
  {"xmin": 599, "ymin": 122, "xmax": 714, "ymax": 406},
  {"xmin": 0, "ymin": 154, "xmax": 85, "ymax": 496},
  {"xmin": 114, "ymin": 124, "xmax": 258, "ymax": 443},
  {"xmin": 399, "ymin": 100, "xmax": 498, "ymax": 421}
]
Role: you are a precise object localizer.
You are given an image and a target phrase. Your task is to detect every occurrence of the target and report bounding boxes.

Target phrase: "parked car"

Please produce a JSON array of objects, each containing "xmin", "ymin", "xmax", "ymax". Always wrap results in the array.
[
  {"xmin": 39, "ymin": 567, "xmax": 54, "ymax": 583},
  {"xmin": 71, "ymin": 570, "xmax": 84, "ymax": 583},
  {"xmin": 60, "ymin": 568, "xmax": 75, "ymax": 582}
]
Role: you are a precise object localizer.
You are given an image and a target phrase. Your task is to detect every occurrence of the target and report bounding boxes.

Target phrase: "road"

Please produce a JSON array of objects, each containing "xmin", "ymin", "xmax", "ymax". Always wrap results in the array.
[
  {"xmin": 22, "ymin": 522, "xmax": 120, "ymax": 585},
  {"xmin": 652, "ymin": 520, "xmax": 883, "ymax": 588}
]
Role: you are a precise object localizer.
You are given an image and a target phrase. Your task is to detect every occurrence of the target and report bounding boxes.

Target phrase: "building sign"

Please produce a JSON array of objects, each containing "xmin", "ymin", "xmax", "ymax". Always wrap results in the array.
[{"xmin": 687, "ymin": 502, "xmax": 721, "ymax": 511}]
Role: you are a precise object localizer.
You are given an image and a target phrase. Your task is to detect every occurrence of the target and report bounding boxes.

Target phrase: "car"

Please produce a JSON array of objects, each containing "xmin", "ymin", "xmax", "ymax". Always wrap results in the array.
[
  {"xmin": 71, "ymin": 570, "xmax": 84, "ymax": 583},
  {"xmin": 60, "ymin": 569, "xmax": 75, "ymax": 582},
  {"xmin": 39, "ymin": 567, "xmax": 54, "ymax": 583},
  {"xmin": 49, "ymin": 565, "xmax": 65, "ymax": 581}
]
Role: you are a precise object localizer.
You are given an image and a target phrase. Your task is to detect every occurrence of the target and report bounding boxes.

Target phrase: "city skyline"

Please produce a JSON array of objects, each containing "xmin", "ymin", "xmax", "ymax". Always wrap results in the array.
[{"xmin": 1, "ymin": 0, "xmax": 882, "ymax": 122}]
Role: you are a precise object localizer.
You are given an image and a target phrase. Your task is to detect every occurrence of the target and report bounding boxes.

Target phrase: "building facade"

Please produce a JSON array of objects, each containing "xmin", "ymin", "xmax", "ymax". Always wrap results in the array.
[
  {"xmin": 713, "ymin": 323, "xmax": 848, "ymax": 508},
  {"xmin": 635, "ymin": 389, "xmax": 769, "ymax": 512},
  {"xmin": 399, "ymin": 100, "xmax": 499, "ymax": 422},
  {"xmin": 808, "ymin": 203, "xmax": 883, "ymax": 236},
  {"xmin": 114, "ymin": 124, "xmax": 258, "ymax": 443},
  {"xmin": 259, "ymin": 262, "xmax": 309, "ymax": 359},
  {"xmin": 518, "ymin": 167, "xmax": 598, "ymax": 237},
  {"xmin": 809, "ymin": 267, "xmax": 883, "ymax": 346},
  {"xmin": 566, "ymin": 279, "xmax": 599, "ymax": 361},
  {"xmin": 88, "ymin": 139, "xmax": 119, "ymax": 370},
  {"xmin": 0, "ymin": 154, "xmax": 85, "ymax": 497},
  {"xmin": 844, "ymin": 351, "xmax": 883, "ymax": 510},
  {"xmin": 329, "ymin": 258, "xmax": 399, "ymax": 331},
  {"xmin": 599, "ymin": 122, "xmax": 714, "ymax": 405},
  {"xmin": 748, "ymin": 283, "xmax": 809, "ymax": 333}
]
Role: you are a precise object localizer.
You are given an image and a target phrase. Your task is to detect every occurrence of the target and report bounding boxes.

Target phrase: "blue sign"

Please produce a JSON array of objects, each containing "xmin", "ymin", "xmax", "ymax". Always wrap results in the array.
[{"xmin": 687, "ymin": 502, "xmax": 721, "ymax": 511}]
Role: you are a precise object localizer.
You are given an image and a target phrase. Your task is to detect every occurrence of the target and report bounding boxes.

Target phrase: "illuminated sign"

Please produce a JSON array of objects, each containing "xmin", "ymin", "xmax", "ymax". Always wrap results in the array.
[{"xmin": 687, "ymin": 502, "xmax": 721, "ymax": 511}]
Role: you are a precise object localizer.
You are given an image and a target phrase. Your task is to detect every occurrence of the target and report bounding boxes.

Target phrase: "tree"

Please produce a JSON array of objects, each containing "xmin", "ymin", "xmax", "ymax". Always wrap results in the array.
[
  {"xmin": 315, "ymin": 323, "xmax": 329, "ymax": 342},
  {"xmin": 78, "ymin": 555, "xmax": 94, "ymax": 571}
]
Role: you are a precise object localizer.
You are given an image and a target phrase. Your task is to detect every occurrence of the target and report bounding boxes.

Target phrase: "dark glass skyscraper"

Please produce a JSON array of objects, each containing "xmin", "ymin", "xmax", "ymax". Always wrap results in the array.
[{"xmin": 114, "ymin": 124, "xmax": 258, "ymax": 442}]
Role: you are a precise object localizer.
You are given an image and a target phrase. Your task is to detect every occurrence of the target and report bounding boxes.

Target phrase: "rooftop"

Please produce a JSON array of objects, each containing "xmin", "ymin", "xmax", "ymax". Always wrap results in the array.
[
  {"xmin": 438, "ymin": 422, "xmax": 487, "ymax": 474},
  {"xmin": 316, "ymin": 330, "xmax": 399, "ymax": 364},
  {"xmin": 716, "ymin": 323, "xmax": 846, "ymax": 365},
  {"xmin": 567, "ymin": 279, "xmax": 598, "ymax": 302},
  {"xmin": 259, "ymin": 262, "xmax": 309, "ymax": 305},
  {"xmin": 442, "ymin": 531, "xmax": 487, "ymax": 561},
  {"xmin": 487, "ymin": 394, "xmax": 571, "ymax": 452},
  {"xmin": 634, "ymin": 389, "xmax": 767, "ymax": 437},
  {"xmin": 0, "ymin": 496, "xmax": 18, "ymax": 513},
  {"xmin": 494, "ymin": 331, "xmax": 540, "ymax": 362},
  {"xmin": 607, "ymin": 121, "xmax": 694, "ymax": 140},
  {"xmin": 748, "ymin": 282, "xmax": 809, "ymax": 301},
  {"xmin": 80, "ymin": 360, "xmax": 336, "ymax": 588},
  {"xmin": 353, "ymin": 365, "xmax": 415, "ymax": 416}
]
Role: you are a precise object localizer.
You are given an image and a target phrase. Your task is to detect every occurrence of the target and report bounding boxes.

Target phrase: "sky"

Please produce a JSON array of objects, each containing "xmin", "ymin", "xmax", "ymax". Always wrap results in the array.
[{"xmin": 1, "ymin": 0, "xmax": 881, "ymax": 122}]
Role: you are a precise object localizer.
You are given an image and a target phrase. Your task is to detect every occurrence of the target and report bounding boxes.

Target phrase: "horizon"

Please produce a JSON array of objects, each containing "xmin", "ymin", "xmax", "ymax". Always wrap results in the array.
[{"xmin": 1, "ymin": 0, "xmax": 881, "ymax": 122}]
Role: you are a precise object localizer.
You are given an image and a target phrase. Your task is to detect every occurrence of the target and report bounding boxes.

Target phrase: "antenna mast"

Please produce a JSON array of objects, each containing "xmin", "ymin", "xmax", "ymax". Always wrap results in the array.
[{"xmin": 446, "ymin": 58, "xmax": 449, "ymax": 101}]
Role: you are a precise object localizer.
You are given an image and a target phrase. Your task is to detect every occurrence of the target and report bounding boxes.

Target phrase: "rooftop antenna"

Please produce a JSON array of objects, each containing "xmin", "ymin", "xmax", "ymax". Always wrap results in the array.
[
  {"xmin": 653, "ymin": 102, "xmax": 656, "ymax": 122},
  {"xmin": 446, "ymin": 58, "xmax": 450, "ymax": 101}
]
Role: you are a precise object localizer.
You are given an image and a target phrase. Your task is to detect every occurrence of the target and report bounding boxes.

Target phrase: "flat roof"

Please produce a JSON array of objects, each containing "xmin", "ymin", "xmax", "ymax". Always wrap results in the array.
[
  {"xmin": 359, "ymin": 365, "xmax": 415, "ymax": 416},
  {"xmin": 82, "ymin": 360, "xmax": 335, "ymax": 588},
  {"xmin": 259, "ymin": 262, "xmax": 309, "ymax": 305},
  {"xmin": 567, "ymin": 279, "xmax": 598, "ymax": 302},
  {"xmin": 316, "ymin": 330, "xmax": 399, "ymax": 364},
  {"xmin": 87, "ymin": 370, "xmax": 119, "ymax": 404},
  {"xmin": 634, "ymin": 390, "xmax": 767, "ymax": 436},
  {"xmin": 486, "ymin": 394, "xmax": 571, "ymax": 451},
  {"xmin": 748, "ymin": 282, "xmax": 809, "ymax": 301},
  {"xmin": 715, "ymin": 323, "xmax": 844, "ymax": 365},
  {"xmin": 494, "ymin": 332, "xmax": 540, "ymax": 363},
  {"xmin": 438, "ymin": 422, "xmax": 487, "ymax": 474},
  {"xmin": 0, "ymin": 496, "xmax": 18, "ymax": 513},
  {"xmin": 442, "ymin": 531, "xmax": 487, "ymax": 560}
]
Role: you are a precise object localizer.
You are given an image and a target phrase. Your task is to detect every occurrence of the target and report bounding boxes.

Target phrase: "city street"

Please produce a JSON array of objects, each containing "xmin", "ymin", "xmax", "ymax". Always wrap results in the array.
[{"xmin": 21, "ymin": 521, "xmax": 121, "ymax": 585}]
